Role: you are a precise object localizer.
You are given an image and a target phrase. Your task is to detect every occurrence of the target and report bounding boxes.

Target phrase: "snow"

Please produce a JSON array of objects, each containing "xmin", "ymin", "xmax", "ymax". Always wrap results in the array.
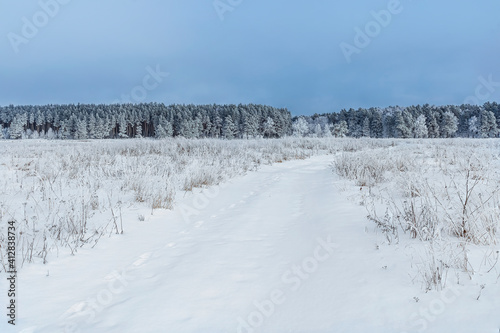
[{"xmin": 1, "ymin": 141, "xmax": 499, "ymax": 332}]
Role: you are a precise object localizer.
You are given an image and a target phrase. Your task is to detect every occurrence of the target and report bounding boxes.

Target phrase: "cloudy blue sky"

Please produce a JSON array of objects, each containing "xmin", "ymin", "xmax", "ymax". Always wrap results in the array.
[{"xmin": 1, "ymin": 0, "xmax": 499, "ymax": 115}]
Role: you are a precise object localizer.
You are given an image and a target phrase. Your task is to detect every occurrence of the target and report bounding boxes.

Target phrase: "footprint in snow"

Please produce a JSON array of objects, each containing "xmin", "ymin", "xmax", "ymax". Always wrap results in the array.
[{"xmin": 132, "ymin": 252, "xmax": 152, "ymax": 267}]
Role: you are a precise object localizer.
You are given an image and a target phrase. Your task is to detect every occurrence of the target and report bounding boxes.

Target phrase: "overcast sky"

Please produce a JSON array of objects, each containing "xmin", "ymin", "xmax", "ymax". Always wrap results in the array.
[{"xmin": 1, "ymin": 0, "xmax": 499, "ymax": 115}]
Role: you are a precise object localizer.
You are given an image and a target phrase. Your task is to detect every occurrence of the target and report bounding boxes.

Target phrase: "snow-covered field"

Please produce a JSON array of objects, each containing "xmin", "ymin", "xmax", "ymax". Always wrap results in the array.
[{"xmin": 0, "ymin": 138, "xmax": 499, "ymax": 332}]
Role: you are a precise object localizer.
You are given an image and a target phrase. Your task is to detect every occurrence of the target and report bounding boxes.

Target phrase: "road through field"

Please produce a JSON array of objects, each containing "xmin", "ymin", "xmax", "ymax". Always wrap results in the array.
[{"xmin": 4, "ymin": 155, "xmax": 428, "ymax": 333}]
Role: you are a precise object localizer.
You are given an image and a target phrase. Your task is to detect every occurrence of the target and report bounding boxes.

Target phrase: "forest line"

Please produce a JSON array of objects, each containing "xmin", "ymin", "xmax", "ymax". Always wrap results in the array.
[{"xmin": 0, "ymin": 102, "xmax": 499, "ymax": 139}]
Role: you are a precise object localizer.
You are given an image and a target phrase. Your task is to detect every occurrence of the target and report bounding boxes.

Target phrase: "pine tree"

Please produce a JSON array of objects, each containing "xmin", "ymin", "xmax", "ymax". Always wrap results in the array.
[
  {"xmin": 362, "ymin": 117, "xmax": 370, "ymax": 137},
  {"xmin": 192, "ymin": 115, "xmax": 203, "ymax": 138},
  {"xmin": 134, "ymin": 123, "xmax": 142, "ymax": 138},
  {"xmin": 222, "ymin": 115, "xmax": 236, "ymax": 139},
  {"xmin": 58, "ymin": 120, "xmax": 70, "ymax": 139},
  {"xmin": 480, "ymin": 110, "xmax": 498, "ymax": 138},
  {"xmin": 88, "ymin": 114, "xmax": 97, "ymax": 139},
  {"xmin": 347, "ymin": 108, "xmax": 362, "ymax": 137},
  {"xmin": 156, "ymin": 116, "xmax": 173, "ymax": 138},
  {"xmin": 241, "ymin": 115, "xmax": 255, "ymax": 138},
  {"xmin": 75, "ymin": 117, "xmax": 88, "ymax": 140},
  {"xmin": 441, "ymin": 111, "xmax": 458, "ymax": 138},
  {"xmin": 263, "ymin": 117, "xmax": 275, "ymax": 138},
  {"xmin": 8, "ymin": 113, "xmax": 27, "ymax": 139},
  {"xmin": 312, "ymin": 123, "xmax": 322, "ymax": 137},
  {"xmin": 413, "ymin": 115, "xmax": 428, "ymax": 138},
  {"xmin": 94, "ymin": 115, "xmax": 106, "ymax": 139},
  {"xmin": 322, "ymin": 124, "xmax": 333, "ymax": 137},
  {"xmin": 201, "ymin": 115, "xmax": 212, "ymax": 138},
  {"xmin": 211, "ymin": 112, "xmax": 222, "ymax": 138},
  {"xmin": 332, "ymin": 121, "xmax": 348, "ymax": 138},
  {"xmin": 118, "ymin": 114, "xmax": 128, "ymax": 138},
  {"xmin": 394, "ymin": 111, "xmax": 411, "ymax": 138},
  {"xmin": 178, "ymin": 119, "xmax": 193, "ymax": 138},
  {"xmin": 292, "ymin": 117, "xmax": 309, "ymax": 137},
  {"xmin": 35, "ymin": 109, "xmax": 45, "ymax": 134},
  {"xmin": 370, "ymin": 111, "xmax": 383, "ymax": 138},
  {"xmin": 46, "ymin": 127, "xmax": 56, "ymax": 140},
  {"xmin": 427, "ymin": 114, "xmax": 440, "ymax": 138},
  {"xmin": 155, "ymin": 124, "xmax": 170, "ymax": 138},
  {"xmin": 468, "ymin": 116, "xmax": 479, "ymax": 138}
]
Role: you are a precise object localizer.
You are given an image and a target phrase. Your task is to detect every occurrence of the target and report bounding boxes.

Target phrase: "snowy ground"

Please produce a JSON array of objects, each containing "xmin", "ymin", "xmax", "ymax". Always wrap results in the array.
[{"xmin": 1, "ymin": 140, "xmax": 499, "ymax": 332}]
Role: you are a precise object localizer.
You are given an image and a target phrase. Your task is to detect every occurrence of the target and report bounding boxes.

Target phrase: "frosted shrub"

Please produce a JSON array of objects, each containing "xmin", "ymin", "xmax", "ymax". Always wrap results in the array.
[
  {"xmin": 332, "ymin": 151, "xmax": 413, "ymax": 187},
  {"xmin": 413, "ymin": 243, "xmax": 450, "ymax": 291},
  {"xmin": 366, "ymin": 208, "xmax": 399, "ymax": 244},
  {"xmin": 438, "ymin": 156, "xmax": 500, "ymax": 245}
]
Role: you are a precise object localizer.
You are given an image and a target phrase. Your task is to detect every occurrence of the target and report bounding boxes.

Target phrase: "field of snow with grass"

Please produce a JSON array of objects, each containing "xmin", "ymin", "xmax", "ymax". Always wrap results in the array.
[{"xmin": 0, "ymin": 138, "xmax": 499, "ymax": 333}]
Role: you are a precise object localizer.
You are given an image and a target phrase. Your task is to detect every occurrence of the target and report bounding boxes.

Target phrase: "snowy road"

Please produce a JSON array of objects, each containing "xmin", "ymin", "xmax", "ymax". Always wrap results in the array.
[{"xmin": 3, "ymin": 155, "xmax": 483, "ymax": 333}]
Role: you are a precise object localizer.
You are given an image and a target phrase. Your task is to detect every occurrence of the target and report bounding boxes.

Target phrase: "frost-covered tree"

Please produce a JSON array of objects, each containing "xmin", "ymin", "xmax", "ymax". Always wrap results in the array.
[
  {"xmin": 211, "ymin": 113, "xmax": 223, "ymax": 138},
  {"xmin": 93, "ymin": 115, "xmax": 106, "ymax": 139},
  {"xmin": 58, "ymin": 120, "xmax": 70, "ymax": 139},
  {"xmin": 155, "ymin": 116, "xmax": 173, "ymax": 139},
  {"xmin": 441, "ymin": 111, "xmax": 458, "ymax": 138},
  {"xmin": 193, "ymin": 115, "xmax": 203, "ymax": 138},
  {"xmin": 322, "ymin": 124, "xmax": 332, "ymax": 137},
  {"xmin": 394, "ymin": 111, "xmax": 411, "ymax": 138},
  {"xmin": 292, "ymin": 117, "xmax": 309, "ymax": 137},
  {"xmin": 75, "ymin": 117, "xmax": 88, "ymax": 140},
  {"xmin": 427, "ymin": 114, "xmax": 440, "ymax": 138},
  {"xmin": 370, "ymin": 111, "xmax": 383, "ymax": 138},
  {"xmin": 134, "ymin": 123, "xmax": 143, "ymax": 138},
  {"xmin": 347, "ymin": 108, "xmax": 362, "ymax": 137},
  {"xmin": 88, "ymin": 114, "xmax": 97, "ymax": 139},
  {"xmin": 155, "ymin": 124, "xmax": 171, "ymax": 138},
  {"xmin": 362, "ymin": 117, "xmax": 370, "ymax": 137},
  {"xmin": 31, "ymin": 130, "xmax": 40, "ymax": 139},
  {"xmin": 241, "ymin": 115, "xmax": 257, "ymax": 138},
  {"xmin": 8, "ymin": 113, "xmax": 27, "ymax": 139},
  {"xmin": 46, "ymin": 127, "xmax": 56, "ymax": 140},
  {"xmin": 332, "ymin": 121, "xmax": 348, "ymax": 138},
  {"xmin": 118, "ymin": 114, "xmax": 128, "ymax": 138},
  {"xmin": 480, "ymin": 110, "xmax": 498, "ymax": 138},
  {"xmin": 178, "ymin": 119, "xmax": 192, "ymax": 138},
  {"xmin": 312, "ymin": 123, "xmax": 322, "ymax": 137},
  {"xmin": 468, "ymin": 116, "xmax": 479, "ymax": 138},
  {"xmin": 413, "ymin": 115, "xmax": 428, "ymax": 138},
  {"xmin": 35, "ymin": 109, "xmax": 45, "ymax": 134},
  {"xmin": 222, "ymin": 115, "xmax": 237, "ymax": 139},
  {"xmin": 262, "ymin": 117, "xmax": 275, "ymax": 138}
]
